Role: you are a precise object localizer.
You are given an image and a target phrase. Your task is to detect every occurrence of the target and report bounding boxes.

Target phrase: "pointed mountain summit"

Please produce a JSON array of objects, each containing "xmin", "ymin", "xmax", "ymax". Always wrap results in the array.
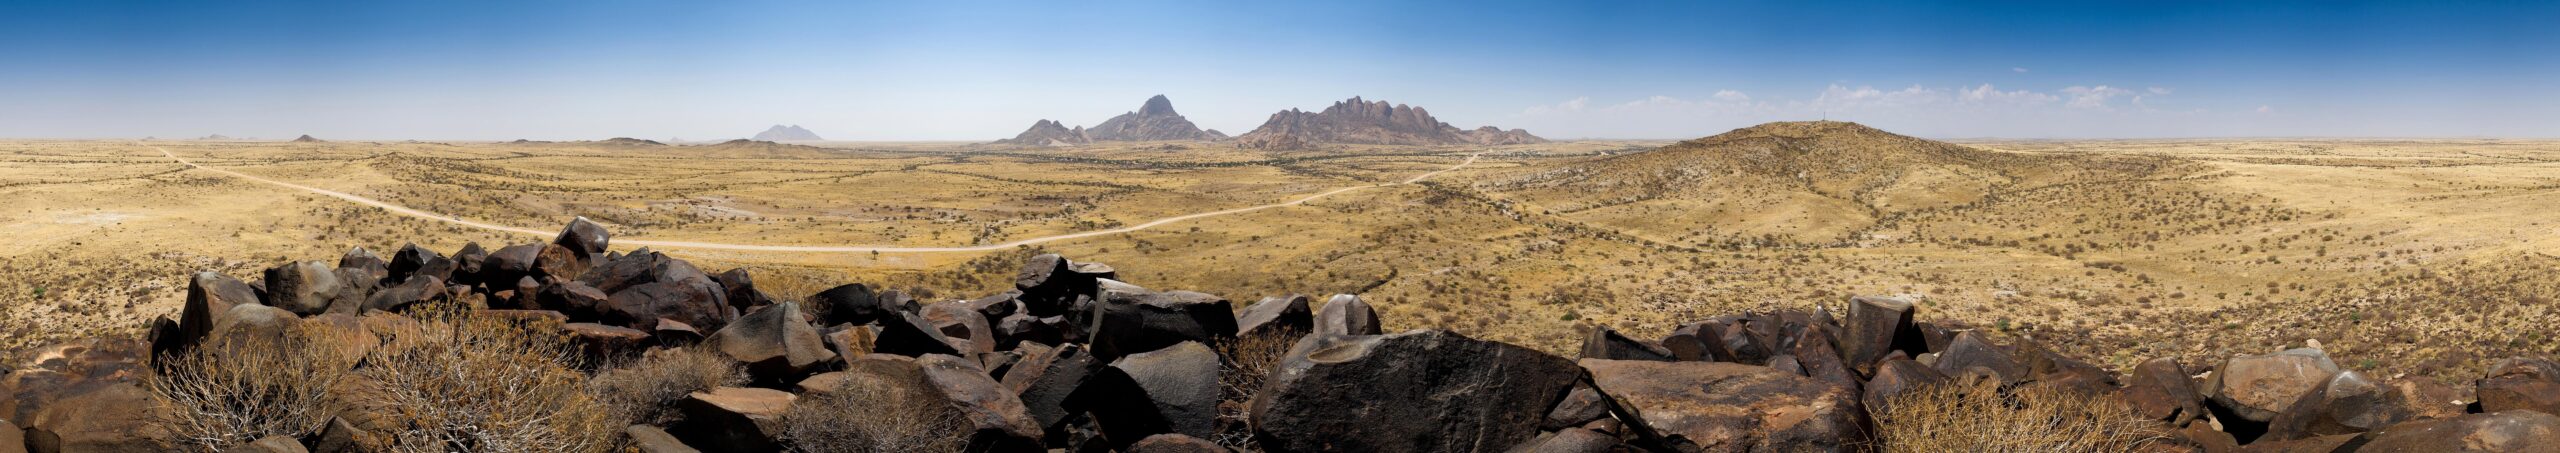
[
  {"xmin": 290, "ymin": 135, "xmax": 325, "ymax": 143},
  {"xmin": 1234, "ymin": 96, "xmax": 1544, "ymax": 150},
  {"xmin": 752, "ymin": 125, "xmax": 824, "ymax": 141},
  {"xmin": 1085, "ymin": 95, "xmax": 1220, "ymax": 142}
]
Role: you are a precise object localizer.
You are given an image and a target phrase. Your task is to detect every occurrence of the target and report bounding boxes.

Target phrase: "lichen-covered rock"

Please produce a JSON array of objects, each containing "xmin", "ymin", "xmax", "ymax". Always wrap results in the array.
[{"xmin": 2207, "ymin": 348, "xmax": 2342, "ymax": 423}]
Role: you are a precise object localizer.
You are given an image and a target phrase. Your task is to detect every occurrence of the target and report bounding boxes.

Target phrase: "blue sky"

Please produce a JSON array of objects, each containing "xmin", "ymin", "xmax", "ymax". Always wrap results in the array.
[{"xmin": 0, "ymin": 0, "xmax": 2553, "ymax": 140}]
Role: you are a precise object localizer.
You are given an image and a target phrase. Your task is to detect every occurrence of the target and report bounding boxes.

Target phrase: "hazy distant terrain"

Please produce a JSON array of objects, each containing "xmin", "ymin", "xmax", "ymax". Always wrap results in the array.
[{"xmin": 3, "ymin": 127, "xmax": 2557, "ymax": 381}]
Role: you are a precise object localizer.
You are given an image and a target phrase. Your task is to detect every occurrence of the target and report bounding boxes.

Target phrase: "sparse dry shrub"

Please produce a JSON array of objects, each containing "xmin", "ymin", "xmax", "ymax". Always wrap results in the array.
[
  {"xmin": 592, "ymin": 346, "xmax": 746, "ymax": 426},
  {"xmin": 1870, "ymin": 379, "xmax": 2168, "ymax": 452},
  {"xmin": 1214, "ymin": 330, "xmax": 1302, "ymax": 450},
  {"xmin": 355, "ymin": 303, "xmax": 624, "ymax": 452},
  {"xmin": 777, "ymin": 378, "xmax": 969, "ymax": 453},
  {"xmin": 147, "ymin": 324, "xmax": 361, "ymax": 451}
]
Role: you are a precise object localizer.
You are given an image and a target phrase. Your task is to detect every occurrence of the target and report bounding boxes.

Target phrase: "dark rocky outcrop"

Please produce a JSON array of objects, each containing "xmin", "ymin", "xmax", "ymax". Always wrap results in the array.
[
  {"xmin": 1250, "ymin": 330, "xmax": 1577, "ymax": 452},
  {"xmin": 701, "ymin": 302, "xmax": 835, "ymax": 384},
  {"xmin": 1068, "ymin": 341, "xmax": 1221, "ymax": 448}
]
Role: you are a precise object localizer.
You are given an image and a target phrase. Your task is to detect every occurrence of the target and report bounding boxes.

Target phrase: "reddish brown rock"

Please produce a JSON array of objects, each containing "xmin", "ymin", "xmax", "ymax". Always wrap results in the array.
[
  {"xmin": 2476, "ymin": 357, "xmax": 2560, "ymax": 417},
  {"xmin": 1580, "ymin": 359, "xmax": 1866, "ymax": 452},
  {"xmin": 670, "ymin": 387, "xmax": 795, "ymax": 453},
  {"xmin": 2357, "ymin": 410, "xmax": 2560, "ymax": 452},
  {"xmin": 2207, "ymin": 348, "xmax": 2342, "ymax": 423},
  {"xmin": 2124, "ymin": 358, "xmax": 2208, "ymax": 425}
]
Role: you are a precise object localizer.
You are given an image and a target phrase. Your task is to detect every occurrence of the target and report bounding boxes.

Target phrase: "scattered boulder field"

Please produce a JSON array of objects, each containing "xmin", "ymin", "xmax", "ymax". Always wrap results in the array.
[{"xmin": 3, "ymin": 219, "xmax": 2556, "ymax": 452}]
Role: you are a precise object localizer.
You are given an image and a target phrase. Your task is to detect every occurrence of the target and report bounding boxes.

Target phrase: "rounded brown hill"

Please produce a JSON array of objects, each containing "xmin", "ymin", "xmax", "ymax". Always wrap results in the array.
[{"xmin": 1482, "ymin": 121, "xmax": 2197, "ymax": 244}]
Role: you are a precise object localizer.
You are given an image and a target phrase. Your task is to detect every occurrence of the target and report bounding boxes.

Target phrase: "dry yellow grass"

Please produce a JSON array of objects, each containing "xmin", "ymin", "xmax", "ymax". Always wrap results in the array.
[
  {"xmin": 1869, "ymin": 379, "xmax": 2171, "ymax": 452},
  {"xmin": 7, "ymin": 133, "xmax": 2559, "ymax": 382}
]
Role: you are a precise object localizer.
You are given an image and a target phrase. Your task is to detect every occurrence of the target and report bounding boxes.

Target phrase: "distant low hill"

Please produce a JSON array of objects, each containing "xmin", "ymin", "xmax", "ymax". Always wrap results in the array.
[
  {"xmin": 994, "ymin": 120, "xmax": 1094, "ymax": 147},
  {"xmin": 752, "ymin": 125, "xmax": 824, "ymax": 141},
  {"xmin": 1233, "ymin": 96, "xmax": 1545, "ymax": 150},
  {"xmin": 1483, "ymin": 121, "xmax": 2191, "ymax": 242},
  {"xmin": 290, "ymin": 135, "xmax": 325, "ymax": 143}
]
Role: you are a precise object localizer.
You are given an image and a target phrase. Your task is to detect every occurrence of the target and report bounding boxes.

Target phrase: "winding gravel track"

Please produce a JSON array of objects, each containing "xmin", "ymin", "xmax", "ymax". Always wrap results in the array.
[{"xmin": 153, "ymin": 145, "xmax": 1478, "ymax": 253}]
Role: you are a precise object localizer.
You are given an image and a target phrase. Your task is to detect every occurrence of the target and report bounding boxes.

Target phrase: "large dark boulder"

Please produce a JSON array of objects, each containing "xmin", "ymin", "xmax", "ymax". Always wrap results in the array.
[
  {"xmin": 578, "ymin": 250, "xmax": 671, "ymax": 294},
  {"xmin": 1862, "ymin": 358, "xmax": 1946, "ymax": 414},
  {"xmin": 670, "ymin": 387, "xmax": 794, "ymax": 453},
  {"xmin": 1015, "ymin": 254, "xmax": 1110, "ymax": 317},
  {"xmin": 599, "ymin": 259, "xmax": 734, "ymax": 332},
  {"xmin": 535, "ymin": 280, "xmax": 610, "ymax": 320},
  {"xmin": 263, "ymin": 260, "xmax": 347, "ymax": 315},
  {"xmin": 450, "ymin": 242, "xmax": 488, "ymax": 286},
  {"xmin": 1313, "ymin": 294, "xmax": 1380, "ymax": 336},
  {"xmin": 1581, "ymin": 359, "xmax": 1866, "ymax": 452},
  {"xmin": 809, "ymin": 283, "xmax": 890, "ymax": 326},
  {"xmin": 1784, "ymin": 325, "xmax": 1860, "ymax": 390},
  {"xmin": 923, "ymin": 301, "xmax": 997, "ymax": 355},
  {"xmin": 874, "ymin": 311, "xmax": 963, "ymax": 357},
  {"xmin": 701, "ymin": 302, "xmax": 836, "ymax": 384},
  {"xmin": 713, "ymin": 268, "xmax": 775, "ymax": 311},
  {"xmin": 1090, "ymin": 284, "xmax": 1236, "ymax": 360},
  {"xmin": 1237, "ymin": 295, "xmax": 1313, "ymax": 339},
  {"xmin": 172, "ymin": 271, "xmax": 262, "ymax": 355},
  {"xmin": 480, "ymin": 244, "xmax": 547, "ymax": 288},
  {"xmin": 1579, "ymin": 327, "xmax": 1673, "ymax": 361},
  {"xmin": 23, "ymin": 383, "xmax": 170, "ymax": 453},
  {"xmin": 2357, "ymin": 410, "xmax": 2560, "ymax": 452},
  {"xmin": 1001, "ymin": 343, "xmax": 1097, "ymax": 441},
  {"xmin": 362, "ymin": 275, "xmax": 446, "ymax": 313},
  {"xmin": 553, "ymin": 216, "xmax": 611, "ymax": 265},
  {"xmin": 337, "ymin": 246, "xmax": 388, "ymax": 282},
  {"xmin": 2206, "ymin": 348, "xmax": 2342, "ymax": 423},
  {"xmin": 1840, "ymin": 295, "xmax": 1920, "ymax": 373},
  {"xmin": 1928, "ymin": 331, "xmax": 2025, "ymax": 384},
  {"xmin": 1067, "ymin": 341, "xmax": 1221, "ymax": 449},
  {"xmin": 386, "ymin": 243, "xmax": 453, "ymax": 285},
  {"xmin": 2123, "ymin": 357, "xmax": 2207, "ymax": 425},
  {"xmin": 2477, "ymin": 357, "xmax": 2560, "ymax": 417},
  {"xmin": 1660, "ymin": 321, "xmax": 1733, "ymax": 362},
  {"xmin": 2264, "ymin": 370, "xmax": 2409, "ymax": 442},
  {"xmin": 1250, "ymin": 330, "xmax": 1578, "ymax": 453}
]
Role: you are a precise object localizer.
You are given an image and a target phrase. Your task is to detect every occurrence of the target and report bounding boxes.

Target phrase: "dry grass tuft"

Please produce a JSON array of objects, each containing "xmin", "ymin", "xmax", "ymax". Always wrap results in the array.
[
  {"xmin": 354, "ymin": 303, "xmax": 624, "ymax": 452},
  {"xmin": 147, "ymin": 324, "xmax": 361, "ymax": 451},
  {"xmin": 591, "ymin": 346, "xmax": 747, "ymax": 426},
  {"xmin": 1214, "ymin": 330, "xmax": 1301, "ymax": 450},
  {"xmin": 777, "ymin": 377, "xmax": 969, "ymax": 453},
  {"xmin": 1870, "ymin": 379, "xmax": 2169, "ymax": 452}
]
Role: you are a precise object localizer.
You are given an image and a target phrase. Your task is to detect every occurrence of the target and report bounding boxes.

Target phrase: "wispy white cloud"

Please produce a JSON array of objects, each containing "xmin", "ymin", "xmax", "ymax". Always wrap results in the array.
[
  {"xmin": 2257, "ymin": 105, "xmax": 2274, "ymax": 114},
  {"xmin": 2012, "ymin": 67, "xmax": 2029, "ymax": 73},
  {"xmin": 1958, "ymin": 84, "xmax": 2059, "ymax": 106},
  {"xmin": 1712, "ymin": 90, "xmax": 1750, "ymax": 102},
  {"xmin": 1522, "ymin": 96, "xmax": 1590, "ymax": 115},
  {"xmin": 2061, "ymin": 85, "xmax": 2133, "ymax": 109}
]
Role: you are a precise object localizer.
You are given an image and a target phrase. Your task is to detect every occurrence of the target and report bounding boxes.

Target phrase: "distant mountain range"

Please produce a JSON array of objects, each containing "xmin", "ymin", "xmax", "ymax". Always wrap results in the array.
[
  {"xmin": 752, "ymin": 125, "xmax": 823, "ymax": 141},
  {"xmin": 996, "ymin": 95, "xmax": 1219, "ymax": 146},
  {"xmin": 1233, "ymin": 97, "xmax": 1544, "ymax": 150},
  {"xmin": 994, "ymin": 95, "xmax": 1540, "ymax": 150}
]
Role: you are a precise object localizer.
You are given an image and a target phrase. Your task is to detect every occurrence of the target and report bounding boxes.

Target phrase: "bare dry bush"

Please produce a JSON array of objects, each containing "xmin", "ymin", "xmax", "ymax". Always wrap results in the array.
[
  {"xmin": 355, "ymin": 304, "xmax": 624, "ymax": 452},
  {"xmin": 1214, "ymin": 330, "xmax": 1301, "ymax": 450},
  {"xmin": 777, "ymin": 378, "xmax": 968, "ymax": 453},
  {"xmin": 1870, "ymin": 379, "xmax": 2168, "ymax": 452},
  {"xmin": 146, "ymin": 325, "xmax": 360, "ymax": 451},
  {"xmin": 592, "ymin": 346, "xmax": 747, "ymax": 426}
]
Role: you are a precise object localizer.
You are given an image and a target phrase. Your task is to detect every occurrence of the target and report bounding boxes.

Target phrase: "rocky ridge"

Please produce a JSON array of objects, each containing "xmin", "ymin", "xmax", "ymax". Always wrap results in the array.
[
  {"xmin": 2, "ymin": 220, "xmax": 2553, "ymax": 451},
  {"xmin": 1233, "ymin": 96, "xmax": 1546, "ymax": 150}
]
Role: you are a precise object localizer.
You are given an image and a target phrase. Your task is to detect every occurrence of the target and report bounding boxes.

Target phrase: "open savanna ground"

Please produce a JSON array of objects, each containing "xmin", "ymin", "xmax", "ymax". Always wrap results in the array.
[{"xmin": 3, "ymin": 127, "xmax": 2556, "ymax": 382}]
